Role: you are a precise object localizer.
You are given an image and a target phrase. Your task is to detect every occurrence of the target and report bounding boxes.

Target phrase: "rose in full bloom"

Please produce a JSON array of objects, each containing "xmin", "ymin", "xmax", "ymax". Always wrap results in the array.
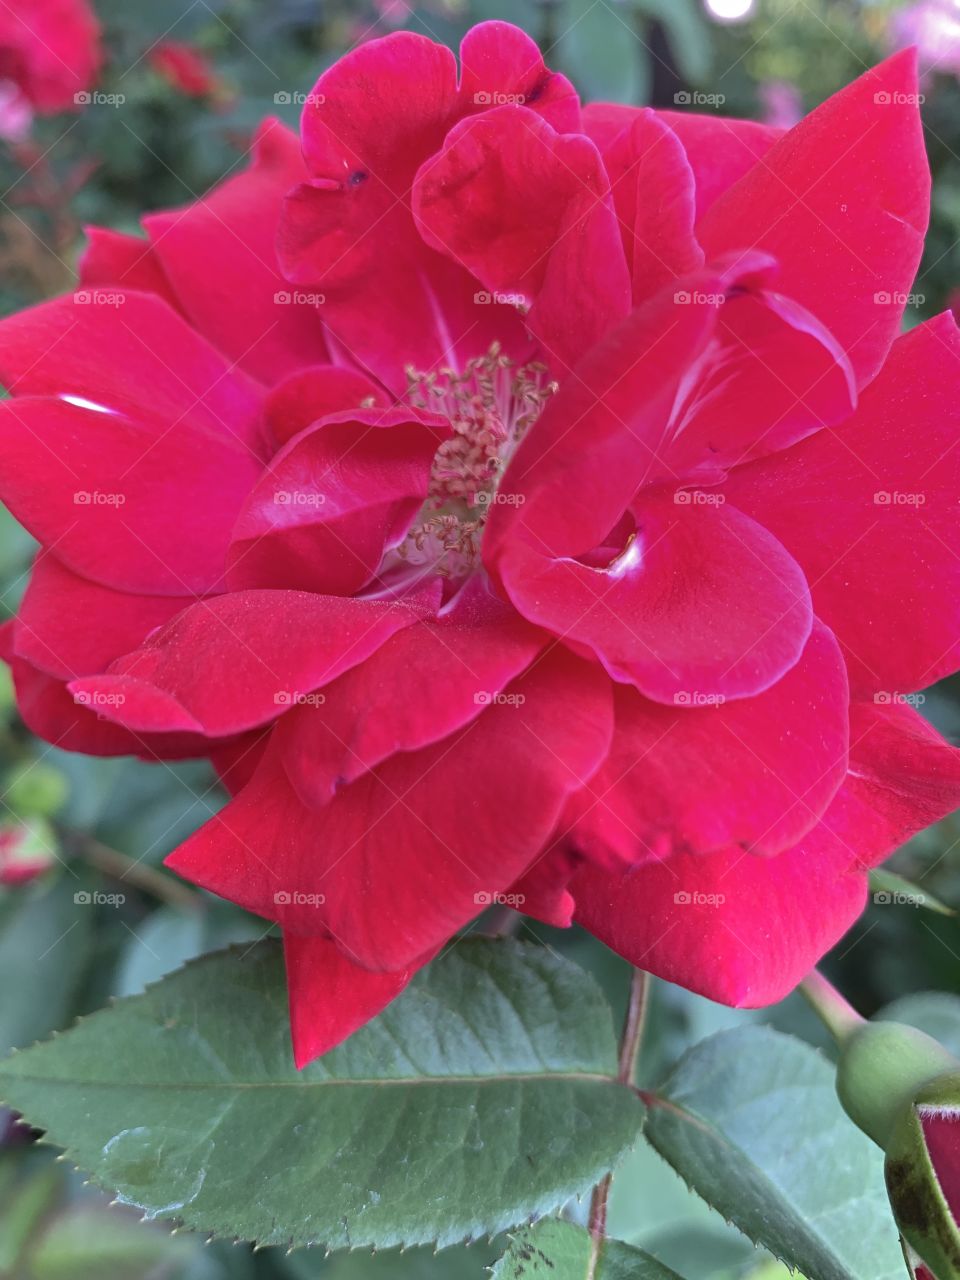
[
  {"xmin": 2, "ymin": 23, "xmax": 960, "ymax": 1067},
  {"xmin": 0, "ymin": 0, "xmax": 101, "ymax": 119}
]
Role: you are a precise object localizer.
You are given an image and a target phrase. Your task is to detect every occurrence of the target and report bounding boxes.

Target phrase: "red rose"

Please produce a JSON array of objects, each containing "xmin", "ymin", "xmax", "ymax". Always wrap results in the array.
[
  {"xmin": 148, "ymin": 41, "xmax": 223, "ymax": 100},
  {"xmin": 0, "ymin": 0, "xmax": 101, "ymax": 115},
  {"xmin": 1, "ymin": 23, "xmax": 959, "ymax": 1067}
]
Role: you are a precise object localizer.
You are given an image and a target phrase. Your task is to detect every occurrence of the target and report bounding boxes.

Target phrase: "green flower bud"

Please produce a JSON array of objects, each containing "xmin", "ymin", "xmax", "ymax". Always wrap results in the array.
[
  {"xmin": 885, "ymin": 1073, "xmax": 960, "ymax": 1280},
  {"xmin": 836, "ymin": 1020, "xmax": 959, "ymax": 1149}
]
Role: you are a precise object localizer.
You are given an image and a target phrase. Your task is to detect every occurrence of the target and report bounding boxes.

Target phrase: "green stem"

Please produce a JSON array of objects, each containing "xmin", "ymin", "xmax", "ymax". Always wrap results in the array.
[
  {"xmin": 799, "ymin": 968, "xmax": 864, "ymax": 1044},
  {"xmin": 587, "ymin": 968, "xmax": 650, "ymax": 1274},
  {"xmin": 75, "ymin": 834, "xmax": 202, "ymax": 912}
]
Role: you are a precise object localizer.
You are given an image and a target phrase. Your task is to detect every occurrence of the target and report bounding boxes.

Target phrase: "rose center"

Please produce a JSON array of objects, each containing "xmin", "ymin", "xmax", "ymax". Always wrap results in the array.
[{"xmin": 389, "ymin": 343, "xmax": 556, "ymax": 580}]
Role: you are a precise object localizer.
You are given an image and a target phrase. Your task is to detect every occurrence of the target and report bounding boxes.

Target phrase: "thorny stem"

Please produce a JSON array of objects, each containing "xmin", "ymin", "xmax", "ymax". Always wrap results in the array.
[
  {"xmin": 586, "ymin": 968, "xmax": 650, "ymax": 1274},
  {"xmin": 799, "ymin": 968, "xmax": 865, "ymax": 1044}
]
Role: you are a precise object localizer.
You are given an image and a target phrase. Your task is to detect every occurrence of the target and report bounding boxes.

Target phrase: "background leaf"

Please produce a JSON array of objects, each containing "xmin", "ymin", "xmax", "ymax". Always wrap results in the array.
[
  {"xmin": 492, "ymin": 1218, "xmax": 684, "ymax": 1278},
  {"xmin": 644, "ymin": 1026, "xmax": 903, "ymax": 1280},
  {"xmin": 0, "ymin": 938, "xmax": 643, "ymax": 1250},
  {"xmin": 0, "ymin": 876, "xmax": 92, "ymax": 1055}
]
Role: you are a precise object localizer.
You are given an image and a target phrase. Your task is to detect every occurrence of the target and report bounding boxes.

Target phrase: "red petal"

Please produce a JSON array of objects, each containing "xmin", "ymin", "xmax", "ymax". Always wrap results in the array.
[
  {"xmin": 284, "ymin": 933, "xmax": 430, "ymax": 1068},
  {"xmin": 589, "ymin": 108, "xmax": 703, "ymax": 303},
  {"xmin": 276, "ymin": 576, "xmax": 545, "ymax": 805},
  {"xmin": 697, "ymin": 51, "xmax": 929, "ymax": 389},
  {"xmin": 277, "ymin": 25, "xmax": 570, "ymax": 389},
  {"xmin": 723, "ymin": 314, "xmax": 960, "ymax": 693},
  {"xmin": 498, "ymin": 491, "xmax": 812, "ymax": 705},
  {"xmin": 0, "ymin": 290, "xmax": 263, "ymax": 450},
  {"xmin": 263, "ymin": 364, "xmax": 389, "ymax": 447},
  {"xmin": 144, "ymin": 119, "xmax": 328, "ymax": 384},
  {"xmin": 12, "ymin": 554, "xmax": 191, "ymax": 679},
  {"xmin": 8, "ymin": 655, "xmax": 206, "ymax": 760},
  {"xmin": 0, "ymin": 396, "xmax": 258, "ymax": 596},
  {"xmin": 665, "ymin": 286, "xmax": 856, "ymax": 476},
  {"xmin": 654, "ymin": 111, "xmax": 785, "ymax": 221},
  {"xmin": 68, "ymin": 587, "xmax": 435, "ymax": 737},
  {"xmin": 413, "ymin": 105, "xmax": 630, "ymax": 372},
  {"xmin": 568, "ymin": 618, "xmax": 848, "ymax": 863},
  {"xmin": 456, "ymin": 21, "xmax": 579, "ymax": 132},
  {"xmin": 166, "ymin": 648, "xmax": 613, "ymax": 968},
  {"xmin": 573, "ymin": 699, "xmax": 960, "ymax": 1005},
  {"xmin": 919, "ymin": 1110, "xmax": 960, "ymax": 1225},
  {"xmin": 227, "ymin": 408, "xmax": 442, "ymax": 596},
  {"xmin": 78, "ymin": 227, "xmax": 179, "ymax": 308},
  {"xmin": 583, "ymin": 105, "xmax": 784, "ymax": 222}
]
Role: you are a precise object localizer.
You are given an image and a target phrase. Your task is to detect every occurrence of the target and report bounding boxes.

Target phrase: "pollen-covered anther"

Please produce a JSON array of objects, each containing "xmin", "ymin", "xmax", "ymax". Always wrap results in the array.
[{"xmin": 396, "ymin": 344, "xmax": 556, "ymax": 577}]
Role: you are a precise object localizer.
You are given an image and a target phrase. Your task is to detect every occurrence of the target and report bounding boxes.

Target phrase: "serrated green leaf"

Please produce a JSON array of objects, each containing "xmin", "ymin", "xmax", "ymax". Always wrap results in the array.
[
  {"xmin": 0, "ymin": 939, "xmax": 643, "ymax": 1251},
  {"xmin": 112, "ymin": 904, "xmax": 264, "ymax": 997},
  {"xmin": 492, "ymin": 1218, "xmax": 683, "ymax": 1279},
  {"xmin": 282, "ymin": 1239, "xmax": 499, "ymax": 1280},
  {"xmin": 645, "ymin": 1026, "xmax": 903, "ymax": 1280}
]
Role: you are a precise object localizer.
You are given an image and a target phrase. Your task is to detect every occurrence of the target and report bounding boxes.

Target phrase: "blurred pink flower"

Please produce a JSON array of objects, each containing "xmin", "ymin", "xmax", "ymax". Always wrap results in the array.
[
  {"xmin": 759, "ymin": 79, "xmax": 803, "ymax": 128},
  {"xmin": 148, "ymin": 40, "xmax": 223, "ymax": 99},
  {"xmin": 0, "ymin": 0, "xmax": 101, "ymax": 119}
]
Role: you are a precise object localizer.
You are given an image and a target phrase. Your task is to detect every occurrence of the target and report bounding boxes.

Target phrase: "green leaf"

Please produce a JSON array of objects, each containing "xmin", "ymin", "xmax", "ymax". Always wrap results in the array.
[
  {"xmin": 634, "ymin": 0, "xmax": 712, "ymax": 85},
  {"xmin": 283, "ymin": 1239, "xmax": 499, "ymax": 1280},
  {"xmin": 0, "ymin": 876, "xmax": 92, "ymax": 1054},
  {"xmin": 557, "ymin": 0, "xmax": 646, "ymax": 105},
  {"xmin": 0, "ymin": 939, "xmax": 643, "ymax": 1250},
  {"xmin": 869, "ymin": 868, "xmax": 955, "ymax": 916},
  {"xmin": 26, "ymin": 1205, "xmax": 197, "ymax": 1280},
  {"xmin": 112, "ymin": 904, "xmax": 264, "ymax": 997},
  {"xmin": 0, "ymin": 1161, "xmax": 62, "ymax": 1274},
  {"xmin": 645, "ymin": 1026, "xmax": 904, "ymax": 1280},
  {"xmin": 492, "ymin": 1219, "xmax": 683, "ymax": 1279}
]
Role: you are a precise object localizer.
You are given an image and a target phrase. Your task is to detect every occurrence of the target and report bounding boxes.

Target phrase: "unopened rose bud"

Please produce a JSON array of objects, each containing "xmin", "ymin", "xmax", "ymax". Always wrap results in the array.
[
  {"xmin": 885, "ymin": 1072, "xmax": 960, "ymax": 1279},
  {"xmin": 835, "ymin": 1020, "xmax": 960, "ymax": 1279},
  {"xmin": 0, "ymin": 820, "xmax": 57, "ymax": 887},
  {"xmin": 837, "ymin": 1020, "xmax": 959, "ymax": 1148}
]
